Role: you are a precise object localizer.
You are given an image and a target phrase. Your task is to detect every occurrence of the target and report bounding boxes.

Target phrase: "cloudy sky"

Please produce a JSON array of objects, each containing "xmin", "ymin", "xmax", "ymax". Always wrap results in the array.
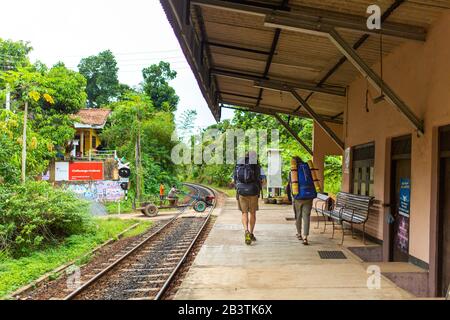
[{"xmin": 0, "ymin": 0, "xmax": 233, "ymax": 129}]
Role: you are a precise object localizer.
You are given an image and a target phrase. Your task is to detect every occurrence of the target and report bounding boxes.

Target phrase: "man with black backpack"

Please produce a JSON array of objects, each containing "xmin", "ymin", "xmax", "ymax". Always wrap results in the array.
[
  {"xmin": 233, "ymin": 151, "xmax": 265, "ymax": 245},
  {"xmin": 290, "ymin": 156, "xmax": 317, "ymax": 245}
]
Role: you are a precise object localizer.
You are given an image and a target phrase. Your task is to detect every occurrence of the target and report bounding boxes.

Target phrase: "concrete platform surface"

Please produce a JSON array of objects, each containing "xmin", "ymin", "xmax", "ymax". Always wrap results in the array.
[{"xmin": 174, "ymin": 198, "xmax": 415, "ymax": 300}]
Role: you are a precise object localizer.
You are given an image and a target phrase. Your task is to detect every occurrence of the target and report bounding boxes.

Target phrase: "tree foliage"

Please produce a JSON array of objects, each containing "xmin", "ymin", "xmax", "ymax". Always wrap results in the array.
[
  {"xmin": 184, "ymin": 110, "xmax": 342, "ymax": 192},
  {"xmin": 41, "ymin": 62, "xmax": 87, "ymax": 114},
  {"xmin": 101, "ymin": 93, "xmax": 178, "ymax": 195},
  {"xmin": 142, "ymin": 61, "xmax": 179, "ymax": 112},
  {"xmin": 0, "ymin": 38, "xmax": 32, "ymax": 71},
  {"xmin": 78, "ymin": 50, "xmax": 119, "ymax": 107},
  {"xmin": 0, "ymin": 110, "xmax": 54, "ymax": 184}
]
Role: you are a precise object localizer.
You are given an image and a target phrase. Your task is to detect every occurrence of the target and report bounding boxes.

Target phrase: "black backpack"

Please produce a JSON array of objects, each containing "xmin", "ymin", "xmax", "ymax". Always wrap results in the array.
[
  {"xmin": 235, "ymin": 163, "xmax": 257, "ymax": 184},
  {"xmin": 235, "ymin": 161, "xmax": 260, "ymax": 196}
]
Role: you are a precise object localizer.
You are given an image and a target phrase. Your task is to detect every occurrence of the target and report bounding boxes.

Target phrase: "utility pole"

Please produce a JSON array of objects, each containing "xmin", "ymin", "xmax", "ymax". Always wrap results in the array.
[
  {"xmin": 134, "ymin": 112, "xmax": 143, "ymax": 202},
  {"xmin": 21, "ymin": 101, "xmax": 28, "ymax": 184},
  {"xmin": 5, "ymin": 85, "xmax": 11, "ymax": 110}
]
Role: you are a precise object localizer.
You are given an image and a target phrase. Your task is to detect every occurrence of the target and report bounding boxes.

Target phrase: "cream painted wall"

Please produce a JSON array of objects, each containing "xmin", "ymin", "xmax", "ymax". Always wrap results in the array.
[{"xmin": 343, "ymin": 12, "xmax": 450, "ymax": 263}]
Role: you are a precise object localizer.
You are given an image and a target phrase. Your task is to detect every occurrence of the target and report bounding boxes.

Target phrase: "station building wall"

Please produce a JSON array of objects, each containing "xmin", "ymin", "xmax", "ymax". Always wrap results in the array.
[{"xmin": 343, "ymin": 11, "xmax": 450, "ymax": 268}]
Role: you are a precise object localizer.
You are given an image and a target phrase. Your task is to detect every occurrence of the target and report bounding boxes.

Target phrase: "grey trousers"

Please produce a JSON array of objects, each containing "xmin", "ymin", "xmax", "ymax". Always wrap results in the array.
[{"xmin": 293, "ymin": 199, "xmax": 313, "ymax": 237}]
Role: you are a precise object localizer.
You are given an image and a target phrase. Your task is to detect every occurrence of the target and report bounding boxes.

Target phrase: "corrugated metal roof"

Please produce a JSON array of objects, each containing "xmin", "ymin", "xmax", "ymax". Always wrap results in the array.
[{"xmin": 162, "ymin": 0, "xmax": 447, "ymax": 122}]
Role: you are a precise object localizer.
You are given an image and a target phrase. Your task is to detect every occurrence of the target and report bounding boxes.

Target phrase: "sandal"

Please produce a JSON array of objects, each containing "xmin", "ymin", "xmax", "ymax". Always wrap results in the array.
[
  {"xmin": 303, "ymin": 238, "xmax": 309, "ymax": 245},
  {"xmin": 296, "ymin": 234, "xmax": 303, "ymax": 240}
]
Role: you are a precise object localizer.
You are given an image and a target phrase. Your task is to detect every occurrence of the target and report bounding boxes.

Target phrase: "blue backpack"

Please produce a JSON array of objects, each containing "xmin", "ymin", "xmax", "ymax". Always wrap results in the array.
[{"xmin": 294, "ymin": 162, "xmax": 317, "ymax": 200}]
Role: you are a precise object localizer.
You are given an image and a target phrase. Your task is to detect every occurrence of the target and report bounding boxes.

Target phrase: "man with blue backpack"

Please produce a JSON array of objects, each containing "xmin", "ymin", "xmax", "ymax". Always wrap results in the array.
[
  {"xmin": 290, "ymin": 156, "xmax": 317, "ymax": 245},
  {"xmin": 233, "ymin": 151, "xmax": 265, "ymax": 245}
]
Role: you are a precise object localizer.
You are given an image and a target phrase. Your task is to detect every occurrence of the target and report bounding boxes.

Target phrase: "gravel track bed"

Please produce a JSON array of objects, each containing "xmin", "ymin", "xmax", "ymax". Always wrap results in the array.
[
  {"xmin": 18, "ymin": 185, "xmax": 222, "ymax": 300},
  {"xmin": 161, "ymin": 189, "xmax": 225, "ymax": 299},
  {"xmin": 73, "ymin": 217, "xmax": 206, "ymax": 300},
  {"xmin": 17, "ymin": 221, "xmax": 163, "ymax": 300}
]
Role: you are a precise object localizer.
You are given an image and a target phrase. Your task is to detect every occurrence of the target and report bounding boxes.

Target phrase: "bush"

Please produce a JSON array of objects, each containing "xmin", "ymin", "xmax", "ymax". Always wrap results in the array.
[
  {"xmin": 0, "ymin": 181, "xmax": 92, "ymax": 256},
  {"xmin": 324, "ymin": 155, "xmax": 343, "ymax": 196}
]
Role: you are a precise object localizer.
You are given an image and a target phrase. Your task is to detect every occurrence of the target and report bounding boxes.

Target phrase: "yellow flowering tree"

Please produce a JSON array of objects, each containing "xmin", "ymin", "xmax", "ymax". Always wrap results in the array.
[{"xmin": 0, "ymin": 67, "xmax": 55, "ymax": 183}]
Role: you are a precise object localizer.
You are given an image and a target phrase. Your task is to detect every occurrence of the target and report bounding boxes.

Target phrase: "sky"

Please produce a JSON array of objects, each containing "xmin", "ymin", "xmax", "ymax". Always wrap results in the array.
[{"xmin": 0, "ymin": 0, "xmax": 234, "ymax": 129}]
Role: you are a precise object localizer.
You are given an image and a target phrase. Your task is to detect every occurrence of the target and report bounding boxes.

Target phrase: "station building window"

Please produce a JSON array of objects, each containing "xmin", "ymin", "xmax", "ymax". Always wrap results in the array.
[{"xmin": 352, "ymin": 143, "xmax": 375, "ymax": 197}]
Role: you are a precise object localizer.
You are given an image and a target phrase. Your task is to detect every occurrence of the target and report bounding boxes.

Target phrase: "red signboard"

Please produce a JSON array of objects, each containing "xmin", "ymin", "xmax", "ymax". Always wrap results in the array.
[{"xmin": 69, "ymin": 162, "xmax": 104, "ymax": 181}]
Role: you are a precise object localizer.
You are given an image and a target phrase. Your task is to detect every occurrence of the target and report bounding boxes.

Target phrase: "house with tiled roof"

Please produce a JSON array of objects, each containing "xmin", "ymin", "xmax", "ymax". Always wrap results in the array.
[{"xmin": 70, "ymin": 108, "xmax": 111, "ymax": 159}]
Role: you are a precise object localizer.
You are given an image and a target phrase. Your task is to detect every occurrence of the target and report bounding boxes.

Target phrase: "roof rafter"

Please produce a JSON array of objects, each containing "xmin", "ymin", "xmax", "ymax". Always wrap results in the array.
[
  {"xmin": 219, "ymin": 101, "xmax": 343, "ymax": 125},
  {"xmin": 191, "ymin": 0, "xmax": 427, "ymax": 41},
  {"xmin": 212, "ymin": 68, "xmax": 347, "ymax": 96}
]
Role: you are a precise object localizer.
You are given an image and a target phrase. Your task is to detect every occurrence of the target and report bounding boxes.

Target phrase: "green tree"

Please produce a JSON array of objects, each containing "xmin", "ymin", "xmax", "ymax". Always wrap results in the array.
[
  {"xmin": 40, "ymin": 62, "xmax": 87, "ymax": 114},
  {"xmin": 0, "ymin": 38, "xmax": 32, "ymax": 71},
  {"xmin": 78, "ymin": 50, "xmax": 119, "ymax": 107},
  {"xmin": 177, "ymin": 109, "xmax": 197, "ymax": 139},
  {"xmin": 141, "ymin": 61, "xmax": 179, "ymax": 112},
  {"xmin": 0, "ymin": 110, "xmax": 54, "ymax": 184},
  {"xmin": 101, "ymin": 93, "xmax": 178, "ymax": 195},
  {"xmin": 0, "ymin": 66, "xmax": 81, "ymax": 183}
]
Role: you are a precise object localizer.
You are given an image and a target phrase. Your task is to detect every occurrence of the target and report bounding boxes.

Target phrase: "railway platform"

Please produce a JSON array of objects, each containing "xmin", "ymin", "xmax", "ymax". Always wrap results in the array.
[{"xmin": 174, "ymin": 196, "xmax": 417, "ymax": 300}]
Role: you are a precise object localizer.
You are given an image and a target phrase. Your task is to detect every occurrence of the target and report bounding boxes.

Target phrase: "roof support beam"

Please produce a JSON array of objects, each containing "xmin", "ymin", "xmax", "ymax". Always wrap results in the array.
[
  {"xmin": 296, "ymin": 0, "xmax": 406, "ymax": 114},
  {"xmin": 290, "ymin": 90, "xmax": 345, "ymax": 150},
  {"xmin": 254, "ymin": 78, "xmax": 346, "ymax": 97},
  {"xmin": 191, "ymin": 0, "xmax": 287, "ymax": 15},
  {"xmin": 220, "ymin": 91, "xmax": 260, "ymax": 100},
  {"xmin": 273, "ymin": 113, "xmax": 313, "ymax": 156},
  {"xmin": 219, "ymin": 101, "xmax": 343, "ymax": 125},
  {"xmin": 191, "ymin": 0, "xmax": 426, "ymax": 41},
  {"xmin": 249, "ymin": 80, "xmax": 345, "ymax": 149},
  {"xmin": 327, "ymin": 28, "xmax": 424, "ymax": 135},
  {"xmin": 207, "ymin": 41, "xmax": 271, "ymax": 55},
  {"xmin": 211, "ymin": 68, "xmax": 346, "ymax": 96},
  {"xmin": 264, "ymin": 8, "xmax": 426, "ymax": 41}
]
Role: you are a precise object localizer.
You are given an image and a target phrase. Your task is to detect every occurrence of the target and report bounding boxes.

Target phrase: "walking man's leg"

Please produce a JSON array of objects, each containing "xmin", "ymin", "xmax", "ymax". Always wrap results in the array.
[
  {"xmin": 249, "ymin": 210, "xmax": 256, "ymax": 241},
  {"xmin": 239, "ymin": 196, "xmax": 252, "ymax": 245},
  {"xmin": 242, "ymin": 211, "xmax": 249, "ymax": 232},
  {"xmin": 249, "ymin": 195, "xmax": 258, "ymax": 241},
  {"xmin": 294, "ymin": 200, "xmax": 303, "ymax": 240},
  {"xmin": 302, "ymin": 200, "xmax": 313, "ymax": 245}
]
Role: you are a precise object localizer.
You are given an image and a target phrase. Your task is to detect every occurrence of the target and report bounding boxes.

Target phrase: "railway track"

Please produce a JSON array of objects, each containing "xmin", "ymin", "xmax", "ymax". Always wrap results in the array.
[{"xmin": 62, "ymin": 183, "xmax": 216, "ymax": 300}]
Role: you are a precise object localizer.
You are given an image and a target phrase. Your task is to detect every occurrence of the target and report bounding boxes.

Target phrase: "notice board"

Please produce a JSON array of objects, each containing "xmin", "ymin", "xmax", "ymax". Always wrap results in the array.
[{"xmin": 69, "ymin": 162, "xmax": 104, "ymax": 181}]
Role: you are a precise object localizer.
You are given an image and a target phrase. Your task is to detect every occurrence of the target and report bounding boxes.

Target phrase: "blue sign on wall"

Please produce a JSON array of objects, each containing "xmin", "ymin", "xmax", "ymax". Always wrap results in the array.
[{"xmin": 398, "ymin": 178, "xmax": 411, "ymax": 218}]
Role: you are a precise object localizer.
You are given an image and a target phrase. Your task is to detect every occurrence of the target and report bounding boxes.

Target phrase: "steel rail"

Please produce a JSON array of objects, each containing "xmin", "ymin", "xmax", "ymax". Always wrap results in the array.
[
  {"xmin": 63, "ymin": 183, "xmax": 216, "ymax": 300},
  {"xmin": 154, "ymin": 183, "xmax": 217, "ymax": 300}
]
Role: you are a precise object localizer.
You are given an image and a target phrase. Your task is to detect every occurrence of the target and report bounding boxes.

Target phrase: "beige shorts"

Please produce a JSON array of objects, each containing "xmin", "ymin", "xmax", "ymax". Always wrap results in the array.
[{"xmin": 238, "ymin": 195, "xmax": 259, "ymax": 213}]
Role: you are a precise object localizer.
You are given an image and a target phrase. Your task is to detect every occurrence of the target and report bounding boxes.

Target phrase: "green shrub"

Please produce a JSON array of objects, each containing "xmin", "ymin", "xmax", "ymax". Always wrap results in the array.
[{"xmin": 0, "ymin": 181, "xmax": 92, "ymax": 256}]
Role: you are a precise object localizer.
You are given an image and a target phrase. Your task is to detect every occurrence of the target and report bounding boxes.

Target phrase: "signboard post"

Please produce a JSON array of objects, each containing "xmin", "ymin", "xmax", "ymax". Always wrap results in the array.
[
  {"xmin": 398, "ymin": 178, "xmax": 411, "ymax": 217},
  {"xmin": 396, "ymin": 178, "xmax": 411, "ymax": 253}
]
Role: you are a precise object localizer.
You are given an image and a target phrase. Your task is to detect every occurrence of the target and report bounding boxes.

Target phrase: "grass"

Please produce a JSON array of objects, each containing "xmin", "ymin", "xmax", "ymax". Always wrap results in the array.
[
  {"xmin": 211, "ymin": 185, "xmax": 236, "ymax": 198},
  {"xmin": 0, "ymin": 218, "xmax": 153, "ymax": 299},
  {"xmin": 104, "ymin": 200, "xmax": 134, "ymax": 214}
]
